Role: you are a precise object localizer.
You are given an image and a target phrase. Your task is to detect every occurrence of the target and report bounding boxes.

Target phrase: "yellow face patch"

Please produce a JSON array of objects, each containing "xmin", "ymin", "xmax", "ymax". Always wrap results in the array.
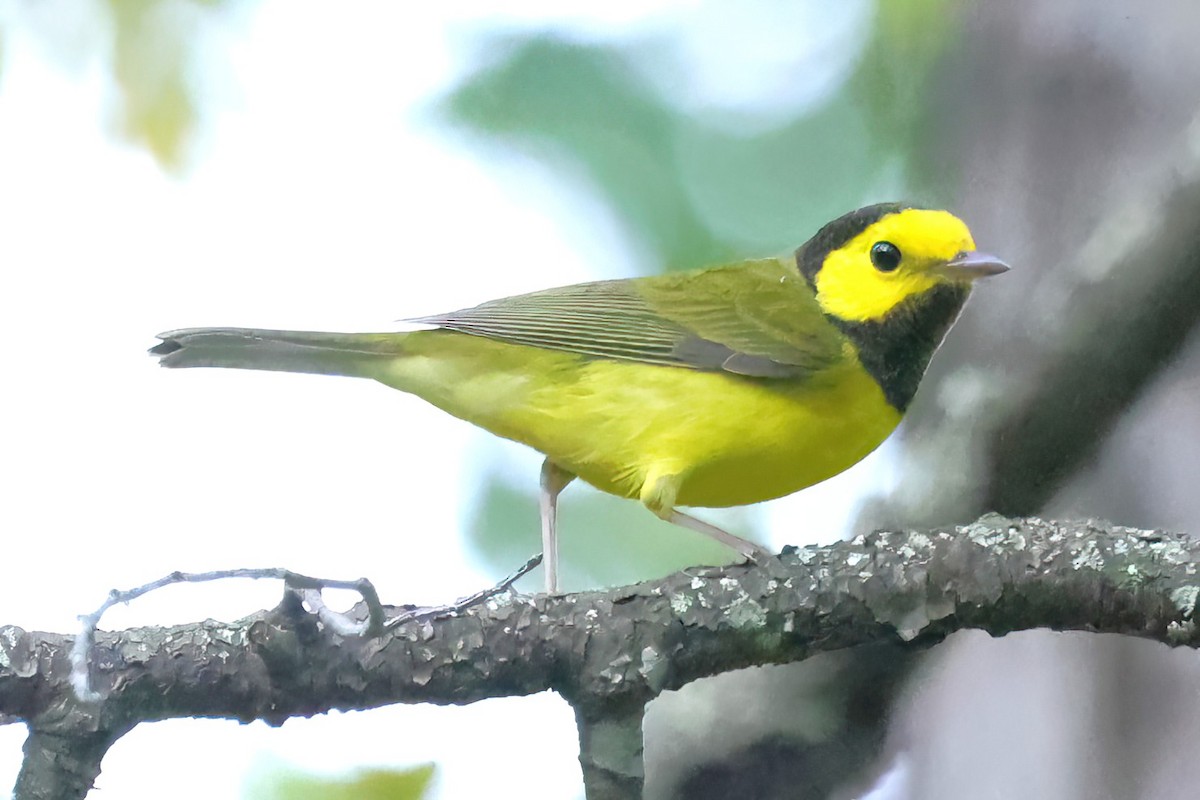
[{"xmin": 813, "ymin": 208, "xmax": 977, "ymax": 323}]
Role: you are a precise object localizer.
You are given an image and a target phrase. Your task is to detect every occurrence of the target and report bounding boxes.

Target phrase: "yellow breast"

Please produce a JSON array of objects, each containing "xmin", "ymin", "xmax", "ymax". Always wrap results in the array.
[
  {"xmin": 381, "ymin": 331, "xmax": 901, "ymax": 510},
  {"xmin": 544, "ymin": 352, "xmax": 900, "ymax": 508}
]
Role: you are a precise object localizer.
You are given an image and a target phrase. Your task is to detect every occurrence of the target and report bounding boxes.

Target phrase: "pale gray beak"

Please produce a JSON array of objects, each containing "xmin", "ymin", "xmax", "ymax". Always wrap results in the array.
[{"xmin": 939, "ymin": 250, "xmax": 1010, "ymax": 281}]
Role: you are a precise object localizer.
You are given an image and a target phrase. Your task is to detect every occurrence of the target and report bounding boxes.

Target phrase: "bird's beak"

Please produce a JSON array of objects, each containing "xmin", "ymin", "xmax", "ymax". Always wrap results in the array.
[{"xmin": 938, "ymin": 250, "xmax": 1010, "ymax": 281}]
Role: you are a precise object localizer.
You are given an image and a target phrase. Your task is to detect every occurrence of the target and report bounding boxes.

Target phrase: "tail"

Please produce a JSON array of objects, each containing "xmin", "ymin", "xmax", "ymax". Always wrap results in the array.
[{"xmin": 150, "ymin": 328, "xmax": 409, "ymax": 379}]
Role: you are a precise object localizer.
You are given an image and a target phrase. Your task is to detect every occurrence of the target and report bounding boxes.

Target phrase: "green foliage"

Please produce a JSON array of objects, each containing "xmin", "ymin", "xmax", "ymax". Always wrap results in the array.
[
  {"xmin": 445, "ymin": 37, "xmax": 732, "ymax": 272},
  {"xmin": 105, "ymin": 0, "xmax": 213, "ymax": 171},
  {"xmin": 2, "ymin": 0, "xmax": 245, "ymax": 171},
  {"xmin": 250, "ymin": 763, "xmax": 435, "ymax": 800},
  {"xmin": 851, "ymin": 0, "xmax": 964, "ymax": 195},
  {"xmin": 442, "ymin": 1, "xmax": 962, "ymax": 272}
]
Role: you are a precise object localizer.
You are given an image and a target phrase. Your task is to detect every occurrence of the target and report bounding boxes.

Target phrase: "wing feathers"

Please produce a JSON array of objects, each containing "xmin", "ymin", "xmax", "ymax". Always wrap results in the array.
[{"xmin": 410, "ymin": 260, "xmax": 841, "ymax": 380}]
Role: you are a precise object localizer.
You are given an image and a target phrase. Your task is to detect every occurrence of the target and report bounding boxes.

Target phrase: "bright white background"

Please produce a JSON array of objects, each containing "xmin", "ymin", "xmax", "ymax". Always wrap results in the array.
[{"xmin": 0, "ymin": 2, "xmax": 890, "ymax": 797}]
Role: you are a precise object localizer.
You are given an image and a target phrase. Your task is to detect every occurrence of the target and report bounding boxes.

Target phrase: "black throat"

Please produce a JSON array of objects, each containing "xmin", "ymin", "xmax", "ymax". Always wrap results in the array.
[{"xmin": 828, "ymin": 283, "xmax": 971, "ymax": 413}]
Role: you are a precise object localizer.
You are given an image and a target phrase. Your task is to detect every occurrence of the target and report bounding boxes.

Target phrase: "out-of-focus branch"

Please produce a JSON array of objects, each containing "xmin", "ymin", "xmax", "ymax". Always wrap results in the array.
[
  {"xmin": 982, "ymin": 155, "xmax": 1200, "ymax": 513},
  {"xmin": 2, "ymin": 517, "xmax": 1198, "ymax": 799},
  {"xmin": 864, "ymin": 133, "xmax": 1200, "ymax": 528}
]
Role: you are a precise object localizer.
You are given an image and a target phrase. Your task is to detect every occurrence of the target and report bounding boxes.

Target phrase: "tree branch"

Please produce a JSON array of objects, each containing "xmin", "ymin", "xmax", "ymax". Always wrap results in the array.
[
  {"xmin": 2, "ymin": 517, "xmax": 1198, "ymax": 798},
  {"xmin": 14, "ymin": 730, "xmax": 126, "ymax": 800},
  {"xmin": 982, "ymin": 147, "xmax": 1200, "ymax": 515},
  {"xmin": 576, "ymin": 703, "xmax": 646, "ymax": 800},
  {"xmin": 69, "ymin": 567, "xmax": 392, "ymax": 702}
]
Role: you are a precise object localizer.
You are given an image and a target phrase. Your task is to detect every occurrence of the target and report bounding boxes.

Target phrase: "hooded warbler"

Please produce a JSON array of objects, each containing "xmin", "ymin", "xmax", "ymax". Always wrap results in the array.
[{"xmin": 152, "ymin": 203, "xmax": 1007, "ymax": 592}]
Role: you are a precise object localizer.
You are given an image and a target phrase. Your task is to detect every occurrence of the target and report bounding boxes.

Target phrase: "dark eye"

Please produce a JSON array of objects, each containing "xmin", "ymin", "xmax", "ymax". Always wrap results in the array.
[{"xmin": 870, "ymin": 241, "xmax": 902, "ymax": 272}]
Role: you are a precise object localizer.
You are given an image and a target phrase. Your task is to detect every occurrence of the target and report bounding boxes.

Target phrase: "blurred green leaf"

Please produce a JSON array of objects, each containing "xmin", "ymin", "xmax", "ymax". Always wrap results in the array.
[
  {"xmin": 106, "ymin": 0, "xmax": 198, "ymax": 170},
  {"xmin": 104, "ymin": 0, "xmax": 242, "ymax": 170},
  {"xmin": 251, "ymin": 763, "xmax": 436, "ymax": 800},
  {"xmin": 443, "ymin": 1, "xmax": 964, "ymax": 265},
  {"xmin": 672, "ymin": 93, "xmax": 885, "ymax": 254},
  {"xmin": 850, "ymin": 0, "xmax": 962, "ymax": 198},
  {"xmin": 443, "ymin": 36, "xmax": 731, "ymax": 271}
]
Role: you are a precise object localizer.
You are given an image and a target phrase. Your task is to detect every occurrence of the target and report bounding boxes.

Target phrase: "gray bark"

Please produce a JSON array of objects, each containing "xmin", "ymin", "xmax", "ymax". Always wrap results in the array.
[{"xmin": 2, "ymin": 516, "xmax": 1198, "ymax": 799}]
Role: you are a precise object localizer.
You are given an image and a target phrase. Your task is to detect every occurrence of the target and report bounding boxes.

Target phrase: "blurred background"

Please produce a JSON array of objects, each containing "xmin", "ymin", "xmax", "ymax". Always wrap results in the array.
[{"xmin": 2, "ymin": 1, "xmax": 1199, "ymax": 798}]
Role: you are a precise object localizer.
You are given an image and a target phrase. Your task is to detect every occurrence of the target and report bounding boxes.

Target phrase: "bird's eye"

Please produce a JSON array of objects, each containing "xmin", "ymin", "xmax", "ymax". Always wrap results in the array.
[{"xmin": 870, "ymin": 241, "xmax": 902, "ymax": 272}]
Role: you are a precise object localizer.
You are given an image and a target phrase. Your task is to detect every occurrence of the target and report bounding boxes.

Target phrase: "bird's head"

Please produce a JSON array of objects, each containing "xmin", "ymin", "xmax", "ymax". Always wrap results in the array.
[{"xmin": 797, "ymin": 203, "xmax": 1008, "ymax": 324}]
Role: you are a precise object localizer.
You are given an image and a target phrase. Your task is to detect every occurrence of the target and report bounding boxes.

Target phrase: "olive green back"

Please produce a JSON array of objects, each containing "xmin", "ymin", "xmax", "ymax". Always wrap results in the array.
[{"xmin": 410, "ymin": 258, "xmax": 844, "ymax": 380}]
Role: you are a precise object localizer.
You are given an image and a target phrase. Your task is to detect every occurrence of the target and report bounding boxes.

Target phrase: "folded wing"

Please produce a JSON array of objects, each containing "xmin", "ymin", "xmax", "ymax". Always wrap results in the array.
[{"xmin": 410, "ymin": 258, "xmax": 842, "ymax": 380}]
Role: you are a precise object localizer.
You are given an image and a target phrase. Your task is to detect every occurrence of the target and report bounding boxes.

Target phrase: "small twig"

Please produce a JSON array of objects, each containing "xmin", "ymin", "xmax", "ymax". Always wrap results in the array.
[
  {"xmin": 71, "ymin": 567, "xmax": 384, "ymax": 702},
  {"xmin": 301, "ymin": 589, "xmax": 370, "ymax": 637},
  {"xmin": 288, "ymin": 574, "xmax": 386, "ymax": 637},
  {"xmin": 385, "ymin": 553, "xmax": 543, "ymax": 630}
]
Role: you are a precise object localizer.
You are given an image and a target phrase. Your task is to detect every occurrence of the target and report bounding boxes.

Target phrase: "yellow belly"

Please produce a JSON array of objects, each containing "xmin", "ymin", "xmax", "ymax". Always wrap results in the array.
[{"xmin": 374, "ymin": 331, "xmax": 901, "ymax": 509}]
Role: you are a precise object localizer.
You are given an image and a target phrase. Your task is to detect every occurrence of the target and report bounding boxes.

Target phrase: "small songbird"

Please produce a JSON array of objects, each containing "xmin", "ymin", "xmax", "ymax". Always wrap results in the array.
[{"xmin": 152, "ymin": 203, "xmax": 1007, "ymax": 592}]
